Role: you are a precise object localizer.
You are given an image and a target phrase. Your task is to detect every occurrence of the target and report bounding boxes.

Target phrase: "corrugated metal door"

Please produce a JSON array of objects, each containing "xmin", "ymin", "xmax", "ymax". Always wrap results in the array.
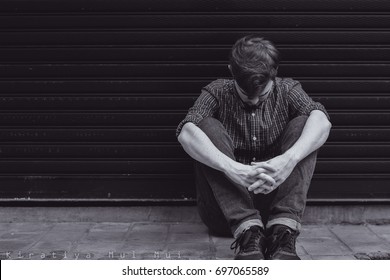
[{"xmin": 0, "ymin": 0, "xmax": 389, "ymax": 203}]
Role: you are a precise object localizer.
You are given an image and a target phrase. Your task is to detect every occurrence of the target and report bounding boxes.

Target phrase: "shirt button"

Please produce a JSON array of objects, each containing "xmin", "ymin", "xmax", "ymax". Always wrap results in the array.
[
  {"xmin": 251, "ymin": 113, "xmax": 255, "ymax": 117},
  {"xmin": 252, "ymin": 157, "xmax": 256, "ymax": 161},
  {"xmin": 252, "ymin": 136, "xmax": 257, "ymax": 141}
]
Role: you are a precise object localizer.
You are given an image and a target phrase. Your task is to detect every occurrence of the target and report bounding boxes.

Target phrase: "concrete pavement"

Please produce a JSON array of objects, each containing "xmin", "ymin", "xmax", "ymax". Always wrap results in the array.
[{"xmin": 0, "ymin": 206, "xmax": 390, "ymax": 260}]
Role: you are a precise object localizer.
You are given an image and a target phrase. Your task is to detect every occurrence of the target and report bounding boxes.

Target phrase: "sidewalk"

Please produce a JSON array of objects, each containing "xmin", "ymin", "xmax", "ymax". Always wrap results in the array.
[{"xmin": 0, "ymin": 206, "xmax": 390, "ymax": 260}]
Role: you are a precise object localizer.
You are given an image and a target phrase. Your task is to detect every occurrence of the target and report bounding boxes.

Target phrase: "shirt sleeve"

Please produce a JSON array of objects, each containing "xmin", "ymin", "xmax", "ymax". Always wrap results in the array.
[
  {"xmin": 176, "ymin": 89, "xmax": 219, "ymax": 138},
  {"xmin": 287, "ymin": 81, "xmax": 330, "ymax": 121}
]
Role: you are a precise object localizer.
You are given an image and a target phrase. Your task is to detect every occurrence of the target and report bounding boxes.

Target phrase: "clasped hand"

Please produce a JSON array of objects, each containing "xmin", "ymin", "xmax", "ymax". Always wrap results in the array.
[
  {"xmin": 249, "ymin": 154, "xmax": 298, "ymax": 194},
  {"xmin": 227, "ymin": 154, "xmax": 297, "ymax": 195}
]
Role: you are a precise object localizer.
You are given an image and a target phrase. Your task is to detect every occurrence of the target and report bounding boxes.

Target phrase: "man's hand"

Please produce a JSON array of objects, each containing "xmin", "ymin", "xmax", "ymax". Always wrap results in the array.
[
  {"xmin": 248, "ymin": 153, "xmax": 298, "ymax": 194},
  {"xmin": 224, "ymin": 161, "xmax": 276, "ymax": 189}
]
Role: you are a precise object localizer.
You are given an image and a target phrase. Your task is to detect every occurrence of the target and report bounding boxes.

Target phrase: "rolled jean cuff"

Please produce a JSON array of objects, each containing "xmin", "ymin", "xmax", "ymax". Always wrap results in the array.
[
  {"xmin": 233, "ymin": 219, "xmax": 264, "ymax": 239},
  {"xmin": 266, "ymin": 218, "xmax": 301, "ymax": 232}
]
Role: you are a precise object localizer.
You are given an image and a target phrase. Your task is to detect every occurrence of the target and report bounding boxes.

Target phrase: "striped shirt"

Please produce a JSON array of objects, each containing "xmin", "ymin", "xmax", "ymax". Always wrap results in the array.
[{"xmin": 176, "ymin": 78, "xmax": 329, "ymax": 164}]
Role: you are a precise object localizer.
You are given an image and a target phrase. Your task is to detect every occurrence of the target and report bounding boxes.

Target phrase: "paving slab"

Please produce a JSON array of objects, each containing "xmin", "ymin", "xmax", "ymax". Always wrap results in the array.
[
  {"xmin": 296, "ymin": 243, "xmax": 308, "ymax": 256},
  {"xmin": 74, "ymin": 241, "xmax": 124, "ymax": 253},
  {"xmin": 214, "ymin": 245, "xmax": 234, "ymax": 259},
  {"xmin": 28, "ymin": 240, "xmax": 73, "ymax": 251},
  {"xmin": 168, "ymin": 231, "xmax": 210, "ymax": 243},
  {"xmin": 130, "ymin": 223, "xmax": 169, "ymax": 234},
  {"xmin": 0, "ymin": 231, "xmax": 45, "ymax": 243},
  {"xmin": 0, "ymin": 240, "xmax": 34, "ymax": 252},
  {"xmin": 126, "ymin": 223, "xmax": 169, "ymax": 244},
  {"xmin": 126, "ymin": 232, "xmax": 167, "ymax": 244},
  {"xmin": 168, "ymin": 223, "xmax": 210, "ymax": 242},
  {"xmin": 211, "ymin": 235, "xmax": 234, "ymax": 259},
  {"xmin": 90, "ymin": 222, "xmax": 131, "ymax": 232},
  {"xmin": 168, "ymin": 233, "xmax": 210, "ymax": 243},
  {"xmin": 311, "ymin": 255, "xmax": 356, "ymax": 260},
  {"xmin": 77, "ymin": 223, "xmax": 130, "ymax": 244},
  {"xmin": 298, "ymin": 237, "xmax": 352, "ymax": 256},
  {"xmin": 299, "ymin": 254, "xmax": 313, "ymax": 260},
  {"xmin": 367, "ymin": 224, "xmax": 390, "ymax": 243},
  {"xmin": 82, "ymin": 230, "xmax": 128, "ymax": 243},
  {"xmin": 329, "ymin": 225, "xmax": 390, "ymax": 253},
  {"xmin": 49, "ymin": 222, "xmax": 94, "ymax": 232},
  {"xmin": 211, "ymin": 235, "xmax": 233, "ymax": 246},
  {"xmin": 149, "ymin": 207, "xmax": 202, "ymax": 222},
  {"xmin": 169, "ymin": 222, "xmax": 209, "ymax": 233},
  {"xmin": 299, "ymin": 225, "xmax": 332, "ymax": 238},
  {"xmin": 42, "ymin": 224, "xmax": 91, "ymax": 242},
  {"xmin": 297, "ymin": 225, "xmax": 352, "ymax": 256},
  {"xmin": 5, "ymin": 222, "xmax": 53, "ymax": 231},
  {"xmin": 0, "ymin": 223, "xmax": 11, "ymax": 233}
]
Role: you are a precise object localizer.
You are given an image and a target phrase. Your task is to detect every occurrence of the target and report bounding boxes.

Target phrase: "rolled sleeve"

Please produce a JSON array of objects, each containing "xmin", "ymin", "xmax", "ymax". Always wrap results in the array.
[
  {"xmin": 176, "ymin": 89, "xmax": 219, "ymax": 138},
  {"xmin": 287, "ymin": 81, "xmax": 330, "ymax": 121}
]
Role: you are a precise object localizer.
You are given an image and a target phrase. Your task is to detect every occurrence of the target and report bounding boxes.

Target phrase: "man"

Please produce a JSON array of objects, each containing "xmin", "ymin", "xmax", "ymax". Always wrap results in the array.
[{"xmin": 176, "ymin": 35, "xmax": 331, "ymax": 260}]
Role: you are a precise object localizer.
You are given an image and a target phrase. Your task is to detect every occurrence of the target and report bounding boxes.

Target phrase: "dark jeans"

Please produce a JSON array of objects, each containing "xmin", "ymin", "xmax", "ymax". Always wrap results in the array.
[{"xmin": 195, "ymin": 116, "xmax": 317, "ymax": 238}]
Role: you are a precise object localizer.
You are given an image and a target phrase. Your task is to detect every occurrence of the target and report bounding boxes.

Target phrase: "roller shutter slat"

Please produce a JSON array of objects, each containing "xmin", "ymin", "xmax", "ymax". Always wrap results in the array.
[
  {"xmin": 0, "ymin": 111, "xmax": 388, "ymax": 126},
  {"xmin": 1, "ymin": 64, "xmax": 390, "ymax": 78},
  {"xmin": 1, "ymin": 0, "xmax": 390, "ymax": 13},
  {"xmin": 2, "ymin": 48, "xmax": 390, "ymax": 62},
  {"xmin": 0, "ymin": 144, "xmax": 388, "ymax": 158},
  {"xmin": 2, "ymin": 15, "xmax": 390, "ymax": 29},
  {"xmin": 0, "ymin": 160, "xmax": 388, "ymax": 174},
  {"xmin": 0, "ymin": 96, "xmax": 388, "ymax": 110},
  {"xmin": 1, "ymin": 128, "xmax": 389, "ymax": 142},
  {"xmin": 1, "ymin": 80, "xmax": 389, "ymax": 94},
  {"xmin": 2, "ymin": 31, "xmax": 390, "ymax": 46}
]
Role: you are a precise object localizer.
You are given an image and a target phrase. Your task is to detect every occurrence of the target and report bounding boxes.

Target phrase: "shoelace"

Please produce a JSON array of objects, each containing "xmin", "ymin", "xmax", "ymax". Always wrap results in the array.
[
  {"xmin": 230, "ymin": 227, "xmax": 261, "ymax": 254},
  {"xmin": 267, "ymin": 228, "xmax": 296, "ymax": 255}
]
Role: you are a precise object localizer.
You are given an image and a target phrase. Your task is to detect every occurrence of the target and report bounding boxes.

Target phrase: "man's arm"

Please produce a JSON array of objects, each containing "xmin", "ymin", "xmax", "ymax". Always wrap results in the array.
[
  {"xmin": 249, "ymin": 110, "xmax": 331, "ymax": 193},
  {"xmin": 178, "ymin": 122, "xmax": 275, "ymax": 188},
  {"xmin": 284, "ymin": 110, "xmax": 331, "ymax": 163}
]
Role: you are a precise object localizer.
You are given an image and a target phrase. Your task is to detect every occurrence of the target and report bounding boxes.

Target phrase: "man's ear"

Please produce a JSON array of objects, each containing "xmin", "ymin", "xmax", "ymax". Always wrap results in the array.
[
  {"xmin": 271, "ymin": 66, "xmax": 279, "ymax": 79},
  {"xmin": 270, "ymin": 67, "xmax": 278, "ymax": 79},
  {"xmin": 227, "ymin": 64, "xmax": 233, "ymax": 76}
]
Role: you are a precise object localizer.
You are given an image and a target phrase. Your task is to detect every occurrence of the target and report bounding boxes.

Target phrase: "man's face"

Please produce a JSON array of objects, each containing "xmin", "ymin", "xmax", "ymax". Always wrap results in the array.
[{"xmin": 234, "ymin": 79, "xmax": 273, "ymax": 106}]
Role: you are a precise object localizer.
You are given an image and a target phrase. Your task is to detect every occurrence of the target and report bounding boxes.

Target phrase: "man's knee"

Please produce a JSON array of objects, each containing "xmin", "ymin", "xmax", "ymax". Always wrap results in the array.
[
  {"xmin": 289, "ymin": 115, "xmax": 308, "ymax": 131},
  {"xmin": 198, "ymin": 117, "xmax": 225, "ymax": 134},
  {"xmin": 280, "ymin": 115, "xmax": 308, "ymax": 151},
  {"xmin": 198, "ymin": 117, "xmax": 235, "ymax": 158}
]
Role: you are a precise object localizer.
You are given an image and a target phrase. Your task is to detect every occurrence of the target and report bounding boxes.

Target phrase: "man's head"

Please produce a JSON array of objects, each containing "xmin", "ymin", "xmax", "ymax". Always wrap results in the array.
[{"xmin": 229, "ymin": 35, "xmax": 280, "ymax": 100}]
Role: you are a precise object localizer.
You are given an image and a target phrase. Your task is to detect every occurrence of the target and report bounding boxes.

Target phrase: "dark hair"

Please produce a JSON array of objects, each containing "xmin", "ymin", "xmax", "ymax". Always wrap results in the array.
[{"xmin": 229, "ymin": 35, "xmax": 280, "ymax": 98}]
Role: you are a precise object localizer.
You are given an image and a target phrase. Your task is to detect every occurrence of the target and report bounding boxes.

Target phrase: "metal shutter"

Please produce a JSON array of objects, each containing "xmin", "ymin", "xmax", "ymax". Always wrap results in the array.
[{"xmin": 0, "ymin": 0, "xmax": 389, "ymax": 204}]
